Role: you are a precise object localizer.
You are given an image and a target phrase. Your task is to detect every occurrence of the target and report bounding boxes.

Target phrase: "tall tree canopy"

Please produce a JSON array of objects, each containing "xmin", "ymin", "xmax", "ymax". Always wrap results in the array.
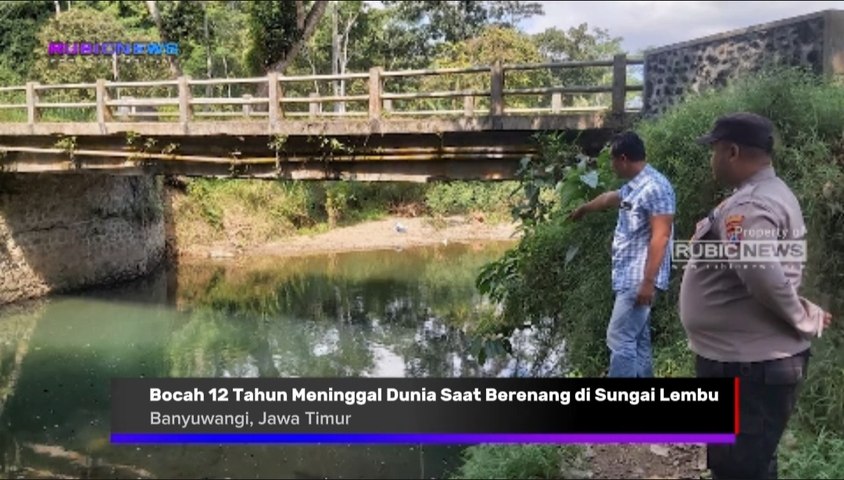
[
  {"xmin": 31, "ymin": 6, "xmax": 169, "ymax": 85},
  {"xmin": 533, "ymin": 24, "xmax": 625, "ymax": 106},
  {"xmin": 0, "ymin": 0, "xmax": 630, "ymax": 102},
  {"xmin": 377, "ymin": 0, "xmax": 544, "ymax": 69},
  {"xmin": 246, "ymin": 0, "xmax": 329, "ymax": 75},
  {"xmin": 0, "ymin": 1, "xmax": 55, "ymax": 80}
]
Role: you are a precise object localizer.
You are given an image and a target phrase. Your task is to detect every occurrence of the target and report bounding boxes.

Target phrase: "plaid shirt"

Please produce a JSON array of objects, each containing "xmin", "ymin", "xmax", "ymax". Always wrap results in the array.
[{"xmin": 612, "ymin": 164, "xmax": 676, "ymax": 292}]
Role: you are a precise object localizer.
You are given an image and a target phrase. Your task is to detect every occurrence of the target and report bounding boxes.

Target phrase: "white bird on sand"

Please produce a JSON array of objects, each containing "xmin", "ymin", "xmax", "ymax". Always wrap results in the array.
[{"xmin": 395, "ymin": 222, "xmax": 407, "ymax": 233}]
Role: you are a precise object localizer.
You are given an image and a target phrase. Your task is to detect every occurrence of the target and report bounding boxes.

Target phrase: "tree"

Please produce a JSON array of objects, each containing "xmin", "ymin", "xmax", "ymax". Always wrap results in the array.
[
  {"xmin": 533, "ymin": 24, "xmax": 622, "ymax": 63},
  {"xmin": 421, "ymin": 26, "xmax": 551, "ymax": 111},
  {"xmin": 289, "ymin": 1, "xmax": 376, "ymax": 110},
  {"xmin": 31, "ymin": 7, "xmax": 169, "ymax": 86},
  {"xmin": 378, "ymin": 0, "xmax": 544, "ymax": 69},
  {"xmin": 246, "ymin": 0, "xmax": 329, "ymax": 75},
  {"xmin": 144, "ymin": 0, "xmax": 204, "ymax": 78},
  {"xmin": 145, "ymin": 1, "xmax": 181, "ymax": 76},
  {"xmin": 203, "ymin": 2, "xmax": 250, "ymax": 82},
  {"xmin": 0, "ymin": 1, "xmax": 54, "ymax": 78},
  {"xmin": 173, "ymin": 2, "xmax": 249, "ymax": 82},
  {"xmin": 328, "ymin": 0, "xmax": 358, "ymax": 110},
  {"xmin": 76, "ymin": 0, "xmax": 154, "ymax": 31},
  {"xmin": 532, "ymin": 24, "xmax": 625, "ymax": 106}
]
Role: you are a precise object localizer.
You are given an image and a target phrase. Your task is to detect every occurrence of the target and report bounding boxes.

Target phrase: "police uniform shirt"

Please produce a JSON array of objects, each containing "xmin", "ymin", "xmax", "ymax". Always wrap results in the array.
[{"xmin": 679, "ymin": 165, "xmax": 825, "ymax": 363}]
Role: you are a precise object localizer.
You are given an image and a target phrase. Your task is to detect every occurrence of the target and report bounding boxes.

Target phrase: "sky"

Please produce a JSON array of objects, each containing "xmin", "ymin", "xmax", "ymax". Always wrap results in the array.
[{"xmin": 520, "ymin": 1, "xmax": 844, "ymax": 54}]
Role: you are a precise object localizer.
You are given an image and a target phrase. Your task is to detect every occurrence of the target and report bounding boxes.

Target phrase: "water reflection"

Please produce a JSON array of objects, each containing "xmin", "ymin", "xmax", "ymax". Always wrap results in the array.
[{"xmin": 0, "ymin": 242, "xmax": 567, "ymax": 479}]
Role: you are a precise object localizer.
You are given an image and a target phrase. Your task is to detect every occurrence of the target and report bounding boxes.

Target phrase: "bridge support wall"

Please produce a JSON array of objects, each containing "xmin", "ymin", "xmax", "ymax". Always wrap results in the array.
[
  {"xmin": 644, "ymin": 10, "xmax": 844, "ymax": 116},
  {"xmin": 0, "ymin": 174, "xmax": 165, "ymax": 304}
]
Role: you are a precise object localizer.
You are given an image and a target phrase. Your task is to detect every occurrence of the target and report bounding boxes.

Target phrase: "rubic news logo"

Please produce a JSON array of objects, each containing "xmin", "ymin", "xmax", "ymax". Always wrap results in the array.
[{"xmin": 672, "ymin": 240, "xmax": 807, "ymax": 265}]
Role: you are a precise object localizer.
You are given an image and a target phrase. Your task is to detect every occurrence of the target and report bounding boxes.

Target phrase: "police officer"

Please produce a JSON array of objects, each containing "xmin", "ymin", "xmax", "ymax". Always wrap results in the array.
[{"xmin": 680, "ymin": 112, "xmax": 832, "ymax": 479}]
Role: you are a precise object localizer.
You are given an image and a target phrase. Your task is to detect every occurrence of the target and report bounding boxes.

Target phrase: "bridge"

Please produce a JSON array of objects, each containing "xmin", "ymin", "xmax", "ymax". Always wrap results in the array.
[{"xmin": 0, "ymin": 55, "xmax": 642, "ymax": 181}]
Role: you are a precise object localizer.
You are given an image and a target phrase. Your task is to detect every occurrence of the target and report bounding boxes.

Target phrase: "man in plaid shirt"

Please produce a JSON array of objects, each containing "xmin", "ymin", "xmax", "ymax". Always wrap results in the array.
[{"xmin": 570, "ymin": 131, "xmax": 676, "ymax": 377}]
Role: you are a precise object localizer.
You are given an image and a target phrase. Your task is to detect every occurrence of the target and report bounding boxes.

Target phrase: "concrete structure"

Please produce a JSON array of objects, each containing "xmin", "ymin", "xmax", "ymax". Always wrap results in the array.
[
  {"xmin": 0, "ymin": 58, "xmax": 643, "ymax": 182},
  {"xmin": 643, "ymin": 9, "xmax": 844, "ymax": 115},
  {"xmin": 0, "ymin": 174, "xmax": 165, "ymax": 304}
]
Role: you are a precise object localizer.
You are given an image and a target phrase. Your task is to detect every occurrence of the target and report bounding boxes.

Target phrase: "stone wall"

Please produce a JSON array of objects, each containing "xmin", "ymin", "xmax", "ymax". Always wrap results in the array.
[
  {"xmin": 0, "ymin": 174, "xmax": 165, "ymax": 304},
  {"xmin": 644, "ymin": 10, "xmax": 844, "ymax": 115}
]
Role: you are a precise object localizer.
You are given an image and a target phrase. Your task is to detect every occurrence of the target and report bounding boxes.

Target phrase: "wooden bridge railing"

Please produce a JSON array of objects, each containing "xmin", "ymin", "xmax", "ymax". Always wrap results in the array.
[{"xmin": 0, "ymin": 55, "xmax": 643, "ymax": 126}]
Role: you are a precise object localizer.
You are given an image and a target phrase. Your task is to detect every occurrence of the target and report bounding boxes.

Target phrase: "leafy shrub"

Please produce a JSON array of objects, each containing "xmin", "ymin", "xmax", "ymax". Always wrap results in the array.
[{"xmin": 425, "ymin": 181, "xmax": 519, "ymax": 220}]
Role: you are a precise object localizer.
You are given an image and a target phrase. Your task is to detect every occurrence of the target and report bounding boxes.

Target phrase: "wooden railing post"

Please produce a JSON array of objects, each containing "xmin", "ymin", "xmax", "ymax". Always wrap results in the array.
[
  {"xmin": 490, "ymin": 61, "xmax": 504, "ymax": 128},
  {"xmin": 611, "ymin": 54, "xmax": 627, "ymax": 118},
  {"xmin": 383, "ymin": 99, "xmax": 393, "ymax": 115},
  {"xmin": 25, "ymin": 82, "xmax": 38, "ymax": 125},
  {"xmin": 178, "ymin": 75, "xmax": 192, "ymax": 125},
  {"xmin": 96, "ymin": 79, "xmax": 111, "ymax": 125},
  {"xmin": 368, "ymin": 67, "xmax": 383, "ymax": 123},
  {"xmin": 267, "ymin": 72, "xmax": 280, "ymax": 126}
]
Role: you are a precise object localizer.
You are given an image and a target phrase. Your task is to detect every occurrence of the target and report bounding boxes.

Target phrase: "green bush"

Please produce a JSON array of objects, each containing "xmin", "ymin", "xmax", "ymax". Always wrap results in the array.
[
  {"xmin": 184, "ymin": 178, "xmax": 322, "ymax": 231},
  {"xmin": 426, "ymin": 181, "xmax": 519, "ymax": 220},
  {"xmin": 320, "ymin": 181, "xmax": 428, "ymax": 225}
]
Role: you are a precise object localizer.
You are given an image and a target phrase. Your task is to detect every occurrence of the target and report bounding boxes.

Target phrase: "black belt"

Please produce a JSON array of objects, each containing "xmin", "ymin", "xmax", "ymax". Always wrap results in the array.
[{"xmin": 697, "ymin": 349, "xmax": 810, "ymax": 385}]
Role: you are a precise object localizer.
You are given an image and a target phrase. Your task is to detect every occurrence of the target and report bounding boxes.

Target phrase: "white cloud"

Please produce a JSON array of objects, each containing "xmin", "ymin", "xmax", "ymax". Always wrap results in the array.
[{"xmin": 523, "ymin": 1, "xmax": 844, "ymax": 54}]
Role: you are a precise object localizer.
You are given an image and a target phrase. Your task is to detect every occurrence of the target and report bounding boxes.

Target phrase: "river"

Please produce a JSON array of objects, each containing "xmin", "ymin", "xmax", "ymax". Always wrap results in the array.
[{"xmin": 0, "ymin": 242, "xmax": 567, "ymax": 479}]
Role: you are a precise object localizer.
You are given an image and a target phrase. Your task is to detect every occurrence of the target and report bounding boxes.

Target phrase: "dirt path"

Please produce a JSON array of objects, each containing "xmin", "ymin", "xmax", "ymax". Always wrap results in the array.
[
  {"xmin": 584, "ymin": 444, "xmax": 708, "ymax": 479},
  {"xmin": 188, "ymin": 215, "xmax": 520, "ymax": 259}
]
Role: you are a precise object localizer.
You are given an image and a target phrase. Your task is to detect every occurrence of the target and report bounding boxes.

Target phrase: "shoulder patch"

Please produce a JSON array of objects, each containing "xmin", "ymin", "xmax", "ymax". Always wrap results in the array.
[{"xmin": 725, "ymin": 214, "xmax": 744, "ymax": 242}]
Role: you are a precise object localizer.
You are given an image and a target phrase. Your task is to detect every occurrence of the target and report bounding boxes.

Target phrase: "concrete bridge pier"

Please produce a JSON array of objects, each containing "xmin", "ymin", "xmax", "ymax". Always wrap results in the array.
[{"xmin": 0, "ymin": 174, "xmax": 165, "ymax": 304}]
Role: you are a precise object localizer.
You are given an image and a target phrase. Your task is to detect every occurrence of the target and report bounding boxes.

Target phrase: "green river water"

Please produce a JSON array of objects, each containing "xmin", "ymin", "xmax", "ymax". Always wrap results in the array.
[{"xmin": 0, "ymin": 242, "xmax": 568, "ymax": 479}]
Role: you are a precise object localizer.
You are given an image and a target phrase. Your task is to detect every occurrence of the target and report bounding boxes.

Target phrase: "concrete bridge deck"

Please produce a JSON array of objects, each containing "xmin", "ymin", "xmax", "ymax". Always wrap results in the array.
[{"xmin": 0, "ymin": 56, "xmax": 643, "ymax": 181}]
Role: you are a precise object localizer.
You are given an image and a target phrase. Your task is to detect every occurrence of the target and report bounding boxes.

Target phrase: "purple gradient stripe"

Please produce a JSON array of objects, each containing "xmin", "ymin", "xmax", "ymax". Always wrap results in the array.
[{"xmin": 111, "ymin": 433, "xmax": 735, "ymax": 444}]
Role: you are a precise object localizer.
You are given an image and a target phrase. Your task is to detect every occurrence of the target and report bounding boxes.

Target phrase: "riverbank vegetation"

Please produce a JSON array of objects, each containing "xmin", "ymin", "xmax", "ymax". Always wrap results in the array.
[
  {"xmin": 470, "ymin": 67, "xmax": 844, "ymax": 478},
  {"xmin": 166, "ymin": 179, "xmax": 519, "ymax": 254}
]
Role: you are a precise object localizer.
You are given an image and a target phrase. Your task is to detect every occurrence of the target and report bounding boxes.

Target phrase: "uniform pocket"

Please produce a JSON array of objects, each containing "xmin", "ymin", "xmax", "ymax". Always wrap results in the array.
[{"xmin": 763, "ymin": 357, "xmax": 807, "ymax": 385}]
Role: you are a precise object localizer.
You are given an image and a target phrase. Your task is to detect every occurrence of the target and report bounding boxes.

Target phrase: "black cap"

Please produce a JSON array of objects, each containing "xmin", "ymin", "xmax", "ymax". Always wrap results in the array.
[{"xmin": 696, "ymin": 112, "xmax": 775, "ymax": 152}]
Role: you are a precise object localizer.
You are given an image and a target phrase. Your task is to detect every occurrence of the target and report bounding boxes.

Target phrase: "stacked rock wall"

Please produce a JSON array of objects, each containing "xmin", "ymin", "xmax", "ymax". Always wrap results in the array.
[{"xmin": 644, "ymin": 10, "xmax": 844, "ymax": 115}]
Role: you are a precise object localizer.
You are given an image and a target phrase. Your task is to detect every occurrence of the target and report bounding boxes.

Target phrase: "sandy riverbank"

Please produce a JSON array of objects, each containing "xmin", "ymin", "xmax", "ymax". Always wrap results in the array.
[{"xmin": 177, "ymin": 215, "xmax": 521, "ymax": 260}]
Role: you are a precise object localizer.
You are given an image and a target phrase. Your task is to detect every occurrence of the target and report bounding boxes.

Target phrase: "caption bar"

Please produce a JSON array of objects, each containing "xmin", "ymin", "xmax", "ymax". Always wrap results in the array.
[{"xmin": 111, "ymin": 378, "xmax": 738, "ymax": 444}]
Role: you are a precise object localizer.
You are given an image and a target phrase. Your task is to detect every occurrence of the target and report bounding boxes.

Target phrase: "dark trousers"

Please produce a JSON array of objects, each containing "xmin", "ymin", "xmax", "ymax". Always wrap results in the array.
[{"xmin": 695, "ymin": 350, "xmax": 810, "ymax": 480}]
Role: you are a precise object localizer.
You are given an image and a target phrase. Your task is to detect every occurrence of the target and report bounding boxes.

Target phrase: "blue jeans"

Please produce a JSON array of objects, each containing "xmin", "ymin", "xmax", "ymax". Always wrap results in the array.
[{"xmin": 606, "ymin": 288, "xmax": 656, "ymax": 377}]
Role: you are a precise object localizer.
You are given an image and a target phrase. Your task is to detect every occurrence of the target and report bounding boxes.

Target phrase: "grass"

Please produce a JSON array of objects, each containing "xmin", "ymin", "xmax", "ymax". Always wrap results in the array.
[
  {"xmin": 781, "ymin": 427, "xmax": 844, "ymax": 479},
  {"xmin": 452, "ymin": 445, "xmax": 585, "ymax": 480}
]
